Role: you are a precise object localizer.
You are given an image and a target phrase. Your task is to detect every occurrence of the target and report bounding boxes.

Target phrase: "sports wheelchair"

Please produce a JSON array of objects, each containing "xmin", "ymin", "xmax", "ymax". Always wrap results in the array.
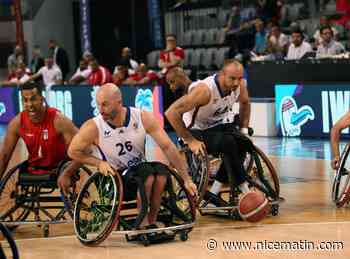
[
  {"xmin": 179, "ymin": 125, "xmax": 283, "ymax": 219},
  {"xmin": 0, "ymin": 223, "xmax": 19, "ymax": 259},
  {"xmin": 73, "ymin": 162, "xmax": 196, "ymax": 247},
  {"xmin": 0, "ymin": 160, "xmax": 92, "ymax": 237},
  {"xmin": 332, "ymin": 143, "xmax": 350, "ymax": 207}
]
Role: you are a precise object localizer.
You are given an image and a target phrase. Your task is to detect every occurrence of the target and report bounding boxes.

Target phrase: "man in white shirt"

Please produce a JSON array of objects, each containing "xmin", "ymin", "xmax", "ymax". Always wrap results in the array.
[
  {"xmin": 316, "ymin": 25, "xmax": 345, "ymax": 58},
  {"xmin": 0, "ymin": 68, "xmax": 30, "ymax": 86},
  {"xmin": 268, "ymin": 25, "xmax": 289, "ymax": 58},
  {"xmin": 286, "ymin": 29, "xmax": 313, "ymax": 60},
  {"xmin": 29, "ymin": 56, "xmax": 63, "ymax": 88},
  {"xmin": 69, "ymin": 59, "xmax": 91, "ymax": 84}
]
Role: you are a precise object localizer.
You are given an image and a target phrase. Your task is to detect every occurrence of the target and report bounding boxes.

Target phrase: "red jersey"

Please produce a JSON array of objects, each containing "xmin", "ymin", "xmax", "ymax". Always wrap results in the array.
[
  {"xmin": 87, "ymin": 66, "xmax": 113, "ymax": 85},
  {"xmin": 19, "ymin": 108, "xmax": 67, "ymax": 174},
  {"xmin": 129, "ymin": 70, "xmax": 159, "ymax": 83}
]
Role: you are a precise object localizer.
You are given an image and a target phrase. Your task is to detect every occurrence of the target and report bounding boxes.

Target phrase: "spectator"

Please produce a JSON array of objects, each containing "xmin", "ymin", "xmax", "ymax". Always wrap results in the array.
[
  {"xmin": 253, "ymin": 19, "xmax": 267, "ymax": 54},
  {"xmin": 87, "ymin": 58, "xmax": 112, "ymax": 86},
  {"xmin": 158, "ymin": 34, "xmax": 185, "ymax": 75},
  {"xmin": 120, "ymin": 47, "xmax": 139, "ymax": 71},
  {"xmin": 1, "ymin": 67, "xmax": 30, "ymax": 86},
  {"xmin": 313, "ymin": 16, "xmax": 339, "ymax": 47},
  {"xmin": 69, "ymin": 59, "xmax": 91, "ymax": 85},
  {"xmin": 29, "ymin": 45, "xmax": 45, "ymax": 74},
  {"xmin": 82, "ymin": 50, "xmax": 94, "ymax": 63},
  {"xmin": 123, "ymin": 63, "xmax": 159, "ymax": 86},
  {"xmin": 48, "ymin": 39, "xmax": 70, "ymax": 80},
  {"xmin": 29, "ymin": 56, "xmax": 63, "ymax": 88},
  {"xmin": 7, "ymin": 45, "xmax": 24, "ymax": 75},
  {"xmin": 286, "ymin": 29, "xmax": 312, "ymax": 60},
  {"xmin": 267, "ymin": 24, "xmax": 289, "ymax": 58},
  {"xmin": 316, "ymin": 25, "xmax": 345, "ymax": 58},
  {"xmin": 112, "ymin": 64, "xmax": 129, "ymax": 86}
]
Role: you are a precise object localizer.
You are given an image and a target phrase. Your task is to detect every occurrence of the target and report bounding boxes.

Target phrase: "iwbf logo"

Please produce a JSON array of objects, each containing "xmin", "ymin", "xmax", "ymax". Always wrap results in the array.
[
  {"xmin": 280, "ymin": 96, "xmax": 315, "ymax": 136},
  {"xmin": 322, "ymin": 91, "xmax": 350, "ymax": 134},
  {"xmin": 0, "ymin": 102, "xmax": 5, "ymax": 116}
]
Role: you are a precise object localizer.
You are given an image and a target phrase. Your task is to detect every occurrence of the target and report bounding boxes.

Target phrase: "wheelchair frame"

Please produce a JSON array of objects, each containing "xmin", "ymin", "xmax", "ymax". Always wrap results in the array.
[
  {"xmin": 180, "ymin": 131, "xmax": 283, "ymax": 219},
  {"xmin": 332, "ymin": 143, "xmax": 350, "ymax": 207},
  {"xmin": 73, "ymin": 164, "xmax": 196, "ymax": 247},
  {"xmin": 0, "ymin": 160, "xmax": 92, "ymax": 237},
  {"xmin": 0, "ymin": 223, "xmax": 19, "ymax": 259}
]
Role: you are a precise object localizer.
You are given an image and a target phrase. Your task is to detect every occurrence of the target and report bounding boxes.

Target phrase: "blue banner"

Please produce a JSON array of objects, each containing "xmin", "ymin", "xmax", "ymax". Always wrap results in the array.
[
  {"xmin": 148, "ymin": 0, "xmax": 163, "ymax": 49},
  {"xmin": 275, "ymin": 84, "xmax": 350, "ymax": 138},
  {"xmin": 80, "ymin": 0, "xmax": 91, "ymax": 53}
]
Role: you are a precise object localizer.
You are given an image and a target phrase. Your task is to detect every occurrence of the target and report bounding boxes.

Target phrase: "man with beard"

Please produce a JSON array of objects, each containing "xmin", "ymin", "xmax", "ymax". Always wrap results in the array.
[
  {"xmin": 65, "ymin": 83, "xmax": 197, "ymax": 230},
  {"xmin": 0, "ymin": 81, "xmax": 81, "ymax": 185},
  {"xmin": 165, "ymin": 61, "xmax": 251, "ymax": 208},
  {"xmin": 316, "ymin": 25, "xmax": 345, "ymax": 58},
  {"xmin": 286, "ymin": 28, "xmax": 312, "ymax": 60}
]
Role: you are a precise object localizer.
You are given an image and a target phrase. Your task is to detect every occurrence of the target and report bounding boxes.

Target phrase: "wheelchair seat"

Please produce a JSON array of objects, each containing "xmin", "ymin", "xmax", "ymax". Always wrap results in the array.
[{"xmin": 18, "ymin": 172, "xmax": 58, "ymax": 188}]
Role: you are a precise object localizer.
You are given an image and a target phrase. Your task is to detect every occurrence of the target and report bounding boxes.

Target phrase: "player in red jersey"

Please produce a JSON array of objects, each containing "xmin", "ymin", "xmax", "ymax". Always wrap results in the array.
[{"xmin": 0, "ymin": 81, "xmax": 80, "ymax": 191}]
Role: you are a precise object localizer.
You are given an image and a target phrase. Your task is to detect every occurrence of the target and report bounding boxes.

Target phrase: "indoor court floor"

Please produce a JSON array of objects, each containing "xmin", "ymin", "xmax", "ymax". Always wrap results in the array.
[{"xmin": 1, "ymin": 125, "xmax": 350, "ymax": 258}]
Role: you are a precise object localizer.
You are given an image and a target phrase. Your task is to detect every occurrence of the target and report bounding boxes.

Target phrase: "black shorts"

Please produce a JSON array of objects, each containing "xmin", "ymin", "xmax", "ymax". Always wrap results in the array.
[{"xmin": 121, "ymin": 162, "xmax": 169, "ymax": 201}]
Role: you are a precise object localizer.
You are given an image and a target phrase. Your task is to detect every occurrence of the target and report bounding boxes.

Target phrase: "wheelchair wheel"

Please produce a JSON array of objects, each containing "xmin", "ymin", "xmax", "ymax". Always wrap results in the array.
[
  {"xmin": 246, "ymin": 146, "xmax": 280, "ymax": 200},
  {"xmin": 332, "ymin": 143, "xmax": 350, "ymax": 207},
  {"xmin": 74, "ymin": 172, "xmax": 123, "ymax": 246},
  {"xmin": 158, "ymin": 168, "xmax": 196, "ymax": 226},
  {"xmin": 0, "ymin": 223, "xmax": 19, "ymax": 259},
  {"xmin": 58, "ymin": 161, "xmax": 93, "ymax": 219},
  {"xmin": 182, "ymin": 149, "xmax": 209, "ymax": 204},
  {"xmin": 0, "ymin": 162, "xmax": 31, "ymax": 225}
]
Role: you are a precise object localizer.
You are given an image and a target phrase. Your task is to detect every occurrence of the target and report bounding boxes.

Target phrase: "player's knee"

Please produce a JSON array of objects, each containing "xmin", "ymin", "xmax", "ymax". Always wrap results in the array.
[
  {"xmin": 220, "ymin": 134, "xmax": 237, "ymax": 153},
  {"xmin": 145, "ymin": 174, "xmax": 155, "ymax": 188},
  {"xmin": 156, "ymin": 174, "xmax": 167, "ymax": 186}
]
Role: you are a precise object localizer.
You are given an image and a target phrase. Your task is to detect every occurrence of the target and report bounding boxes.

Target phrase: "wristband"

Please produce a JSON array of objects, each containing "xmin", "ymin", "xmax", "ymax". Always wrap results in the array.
[{"xmin": 240, "ymin": 127, "xmax": 249, "ymax": 135}]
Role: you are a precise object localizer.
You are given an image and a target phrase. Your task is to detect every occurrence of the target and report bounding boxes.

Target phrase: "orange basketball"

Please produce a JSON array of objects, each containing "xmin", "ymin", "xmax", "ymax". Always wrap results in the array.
[{"xmin": 238, "ymin": 191, "xmax": 270, "ymax": 222}]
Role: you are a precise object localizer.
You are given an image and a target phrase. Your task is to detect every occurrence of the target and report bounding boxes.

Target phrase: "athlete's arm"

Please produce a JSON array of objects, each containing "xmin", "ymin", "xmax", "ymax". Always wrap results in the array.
[
  {"xmin": 238, "ymin": 80, "xmax": 251, "ymax": 129},
  {"xmin": 330, "ymin": 111, "xmax": 350, "ymax": 169},
  {"xmin": 0, "ymin": 115, "xmax": 20, "ymax": 179},
  {"xmin": 165, "ymin": 84, "xmax": 210, "ymax": 142},
  {"xmin": 142, "ymin": 111, "xmax": 197, "ymax": 196}
]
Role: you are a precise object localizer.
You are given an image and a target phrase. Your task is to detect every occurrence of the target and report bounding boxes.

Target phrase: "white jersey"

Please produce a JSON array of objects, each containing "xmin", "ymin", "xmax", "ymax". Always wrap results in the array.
[
  {"xmin": 93, "ymin": 107, "xmax": 147, "ymax": 170},
  {"xmin": 183, "ymin": 74, "xmax": 241, "ymax": 130}
]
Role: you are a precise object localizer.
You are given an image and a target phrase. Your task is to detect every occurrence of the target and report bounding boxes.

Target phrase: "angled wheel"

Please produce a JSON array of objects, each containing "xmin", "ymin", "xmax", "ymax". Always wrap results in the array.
[
  {"xmin": 246, "ymin": 146, "xmax": 280, "ymax": 200},
  {"xmin": 332, "ymin": 143, "xmax": 350, "ymax": 207},
  {"xmin": 58, "ymin": 161, "xmax": 93, "ymax": 219},
  {"xmin": 0, "ymin": 162, "xmax": 31, "ymax": 227},
  {"xmin": 74, "ymin": 172, "xmax": 123, "ymax": 246},
  {"xmin": 0, "ymin": 223, "xmax": 19, "ymax": 259},
  {"xmin": 182, "ymin": 148, "xmax": 209, "ymax": 204}
]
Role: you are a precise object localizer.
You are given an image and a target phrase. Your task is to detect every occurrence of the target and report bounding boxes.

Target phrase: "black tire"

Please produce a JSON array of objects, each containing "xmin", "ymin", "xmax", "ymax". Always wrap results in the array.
[
  {"xmin": 332, "ymin": 143, "xmax": 350, "ymax": 207},
  {"xmin": 74, "ymin": 172, "xmax": 123, "ymax": 246},
  {"xmin": 0, "ymin": 162, "xmax": 31, "ymax": 226},
  {"xmin": 0, "ymin": 223, "xmax": 19, "ymax": 259},
  {"xmin": 58, "ymin": 161, "xmax": 93, "ymax": 219},
  {"xmin": 246, "ymin": 146, "xmax": 280, "ymax": 200}
]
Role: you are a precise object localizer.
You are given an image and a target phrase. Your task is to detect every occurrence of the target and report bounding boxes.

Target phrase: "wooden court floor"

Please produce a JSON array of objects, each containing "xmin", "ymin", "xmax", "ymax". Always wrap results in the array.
[{"xmin": 1, "ymin": 133, "xmax": 350, "ymax": 258}]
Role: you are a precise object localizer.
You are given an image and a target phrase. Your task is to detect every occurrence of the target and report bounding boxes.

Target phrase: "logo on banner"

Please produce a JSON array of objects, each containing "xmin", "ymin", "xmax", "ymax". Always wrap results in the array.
[
  {"xmin": 280, "ymin": 96, "xmax": 315, "ymax": 137},
  {"xmin": 135, "ymin": 89, "xmax": 153, "ymax": 112},
  {"xmin": 0, "ymin": 102, "xmax": 6, "ymax": 116}
]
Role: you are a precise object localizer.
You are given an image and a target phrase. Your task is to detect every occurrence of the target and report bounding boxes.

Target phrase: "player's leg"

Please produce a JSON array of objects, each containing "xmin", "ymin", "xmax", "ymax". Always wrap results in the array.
[
  {"xmin": 148, "ymin": 173, "xmax": 167, "ymax": 225},
  {"xmin": 137, "ymin": 174, "xmax": 154, "ymax": 227}
]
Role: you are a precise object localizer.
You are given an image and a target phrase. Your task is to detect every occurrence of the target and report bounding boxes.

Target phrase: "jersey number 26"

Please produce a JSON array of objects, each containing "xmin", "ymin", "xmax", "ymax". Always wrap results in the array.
[{"xmin": 116, "ymin": 141, "xmax": 133, "ymax": 156}]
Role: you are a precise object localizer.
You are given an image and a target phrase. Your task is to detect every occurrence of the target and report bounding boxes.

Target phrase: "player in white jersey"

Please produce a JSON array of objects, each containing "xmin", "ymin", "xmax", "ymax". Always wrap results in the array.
[
  {"xmin": 165, "ymin": 60, "xmax": 251, "ymax": 207},
  {"xmin": 62, "ymin": 83, "xmax": 196, "ymax": 229}
]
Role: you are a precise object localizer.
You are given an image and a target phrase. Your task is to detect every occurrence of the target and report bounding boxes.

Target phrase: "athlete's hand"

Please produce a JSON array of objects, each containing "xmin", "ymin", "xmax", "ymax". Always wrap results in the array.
[
  {"xmin": 184, "ymin": 179, "xmax": 198, "ymax": 198},
  {"xmin": 187, "ymin": 139, "xmax": 206, "ymax": 157},
  {"xmin": 98, "ymin": 161, "xmax": 115, "ymax": 176},
  {"xmin": 57, "ymin": 173, "xmax": 72, "ymax": 196},
  {"xmin": 331, "ymin": 156, "xmax": 340, "ymax": 170}
]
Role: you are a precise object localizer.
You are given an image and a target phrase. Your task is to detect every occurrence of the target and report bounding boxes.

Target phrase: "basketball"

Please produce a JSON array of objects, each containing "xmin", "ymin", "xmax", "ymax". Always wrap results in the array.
[{"xmin": 238, "ymin": 191, "xmax": 270, "ymax": 223}]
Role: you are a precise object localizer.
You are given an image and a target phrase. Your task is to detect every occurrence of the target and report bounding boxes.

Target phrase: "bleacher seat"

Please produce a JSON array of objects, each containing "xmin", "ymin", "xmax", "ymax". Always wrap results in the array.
[
  {"xmin": 214, "ymin": 47, "xmax": 229, "ymax": 69},
  {"xmin": 191, "ymin": 48, "xmax": 205, "ymax": 68},
  {"xmin": 184, "ymin": 48, "xmax": 194, "ymax": 68},
  {"xmin": 192, "ymin": 29, "xmax": 205, "ymax": 46},
  {"xmin": 201, "ymin": 48, "xmax": 216, "ymax": 70}
]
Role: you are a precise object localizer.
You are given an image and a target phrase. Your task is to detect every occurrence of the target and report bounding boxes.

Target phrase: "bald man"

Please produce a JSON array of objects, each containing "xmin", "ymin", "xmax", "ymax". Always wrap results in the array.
[
  {"xmin": 165, "ymin": 60, "xmax": 251, "ymax": 207},
  {"xmin": 62, "ymin": 83, "xmax": 196, "ymax": 229}
]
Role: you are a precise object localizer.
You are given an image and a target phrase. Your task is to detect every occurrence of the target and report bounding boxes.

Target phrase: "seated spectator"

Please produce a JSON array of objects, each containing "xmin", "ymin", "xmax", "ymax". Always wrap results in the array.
[
  {"xmin": 316, "ymin": 25, "xmax": 345, "ymax": 58},
  {"xmin": 30, "ymin": 45, "xmax": 45, "ymax": 74},
  {"xmin": 0, "ymin": 67, "xmax": 29, "ymax": 86},
  {"xmin": 29, "ymin": 56, "xmax": 63, "ymax": 88},
  {"xmin": 82, "ymin": 50, "xmax": 94, "ymax": 63},
  {"xmin": 112, "ymin": 64, "xmax": 129, "ymax": 86},
  {"xmin": 69, "ymin": 59, "xmax": 91, "ymax": 84},
  {"xmin": 313, "ymin": 16, "xmax": 339, "ymax": 47},
  {"xmin": 123, "ymin": 63, "xmax": 159, "ymax": 86},
  {"xmin": 7, "ymin": 45, "xmax": 24, "ymax": 75},
  {"xmin": 286, "ymin": 29, "xmax": 312, "ymax": 60},
  {"xmin": 253, "ymin": 19, "xmax": 267, "ymax": 55},
  {"xmin": 267, "ymin": 24, "xmax": 289, "ymax": 58},
  {"xmin": 119, "ymin": 47, "xmax": 139, "ymax": 73},
  {"xmin": 87, "ymin": 58, "xmax": 112, "ymax": 86},
  {"xmin": 158, "ymin": 34, "xmax": 184, "ymax": 75}
]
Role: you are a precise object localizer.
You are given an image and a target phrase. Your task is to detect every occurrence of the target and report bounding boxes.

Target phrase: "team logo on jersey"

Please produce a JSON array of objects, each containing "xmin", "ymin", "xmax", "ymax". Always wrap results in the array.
[
  {"xmin": 119, "ymin": 129, "xmax": 124, "ymax": 134},
  {"xmin": 104, "ymin": 130, "xmax": 112, "ymax": 138},
  {"xmin": 280, "ymin": 96, "xmax": 314, "ymax": 137},
  {"xmin": 43, "ymin": 129, "xmax": 48, "ymax": 140}
]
